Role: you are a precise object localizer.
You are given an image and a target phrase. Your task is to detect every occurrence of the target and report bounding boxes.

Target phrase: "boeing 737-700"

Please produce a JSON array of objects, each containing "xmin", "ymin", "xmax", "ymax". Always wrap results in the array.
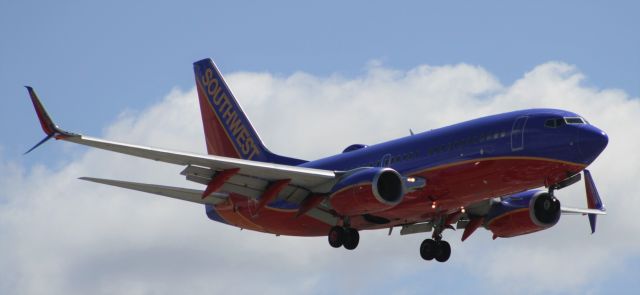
[{"xmin": 25, "ymin": 58, "xmax": 608, "ymax": 262}]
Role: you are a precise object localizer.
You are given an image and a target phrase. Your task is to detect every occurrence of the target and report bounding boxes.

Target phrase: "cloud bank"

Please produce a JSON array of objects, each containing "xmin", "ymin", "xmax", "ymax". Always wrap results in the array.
[{"xmin": 1, "ymin": 62, "xmax": 638, "ymax": 295}]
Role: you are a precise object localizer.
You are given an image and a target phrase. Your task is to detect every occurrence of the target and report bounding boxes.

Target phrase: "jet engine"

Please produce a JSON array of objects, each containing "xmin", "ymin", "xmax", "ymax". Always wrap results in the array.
[
  {"xmin": 485, "ymin": 190, "xmax": 561, "ymax": 238},
  {"xmin": 329, "ymin": 167, "xmax": 405, "ymax": 216}
]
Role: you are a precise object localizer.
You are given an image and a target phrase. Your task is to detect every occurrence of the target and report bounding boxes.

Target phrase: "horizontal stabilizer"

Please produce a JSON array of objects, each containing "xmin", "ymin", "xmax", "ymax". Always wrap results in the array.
[
  {"xmin": 561, "ymin": 207, "xmax": 607, "ymax": 215},
  {"xmin": 584, "ymin": 169, "xmax": 606, "ymax": 233},
  {"xmin": 79, "ymin": 177, "xmax": 228, "ymax": 205},
  {"xmin": 560, "ymin": 170, "xmax": 607, "ymax": 233}
]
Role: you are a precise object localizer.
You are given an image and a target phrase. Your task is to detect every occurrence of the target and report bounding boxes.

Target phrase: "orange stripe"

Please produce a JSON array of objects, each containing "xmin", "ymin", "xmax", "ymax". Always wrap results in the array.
[
  {"xmin": 264, "ymin": 206, "xmax": 299, "ymax": 213},
  {"xmin": 406, "ymin": 156, "xmax": 586, "ymax": 177}
]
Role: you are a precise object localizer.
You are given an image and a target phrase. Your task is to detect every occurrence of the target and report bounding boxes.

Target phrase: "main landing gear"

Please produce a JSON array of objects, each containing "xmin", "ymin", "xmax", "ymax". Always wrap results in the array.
[
  {"xmin": 328, "ymin": 226, "xmax": 360, "ymax": 250},
  {"xmin": 420, "ymin": 219, "xmax": 452, "ymax": 262},
  {"xmin": 420, "ymin": 237, "xmax": 451, "ymax": 262}
]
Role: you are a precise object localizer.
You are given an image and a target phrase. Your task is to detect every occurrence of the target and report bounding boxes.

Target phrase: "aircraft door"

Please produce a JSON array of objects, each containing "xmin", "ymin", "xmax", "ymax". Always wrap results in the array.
[
  {"xmin": 511, "ymin": 116, "xmax": 529, "ymax": 151},
  {"xmin": 380, "ymin": 154, "xmax": 391, "ymax": 167}
]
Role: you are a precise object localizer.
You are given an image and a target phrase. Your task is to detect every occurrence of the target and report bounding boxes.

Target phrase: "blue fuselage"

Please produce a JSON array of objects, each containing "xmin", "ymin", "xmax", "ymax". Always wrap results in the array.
[{"xmin": 301, "ymin": 109, "xmax": 608, "ymax": 177}]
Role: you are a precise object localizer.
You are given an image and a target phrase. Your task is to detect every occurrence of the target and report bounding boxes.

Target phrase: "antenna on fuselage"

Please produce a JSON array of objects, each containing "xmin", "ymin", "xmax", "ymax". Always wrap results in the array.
[{"xmin": 409, "ymin": 129, "xmax": 415, "ymax": 136}]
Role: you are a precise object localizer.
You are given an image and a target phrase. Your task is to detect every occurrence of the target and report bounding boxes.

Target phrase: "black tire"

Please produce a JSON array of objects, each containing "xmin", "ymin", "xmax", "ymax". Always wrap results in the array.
[
  {"xmin": 343, "ymin": 228, "xmax": 360, "ymax": 250},
  {"xmin": 328, "ymin": 226, "xmax": 344, "ymax": 248},
  {"xmin": 435, "ymin": 241, "xmax": 451, "ymax": 262},
  {"xmin": 420, "ymin": 239, "xmax": 437, "ymax": 260}
]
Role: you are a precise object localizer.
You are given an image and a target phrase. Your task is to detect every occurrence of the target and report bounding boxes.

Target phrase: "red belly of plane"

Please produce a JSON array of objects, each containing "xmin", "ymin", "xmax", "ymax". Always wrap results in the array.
[
  {"xmin": 485, "ymin": 208, "xmax": 545, "ymax": 238},
  {"xmin": 330, "ymin": 185, "xmax": 395, "ymax": 216},
  {"xmin": 209, "ymin": 157, "xmax": 584, "ymax": 236}
]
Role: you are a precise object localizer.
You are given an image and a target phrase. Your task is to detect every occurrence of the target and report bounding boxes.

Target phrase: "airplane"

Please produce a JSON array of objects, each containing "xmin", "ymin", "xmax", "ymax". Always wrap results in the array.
[{"xmin": 25, "ymin": 58, "xmax": 608, "ymax": 263}]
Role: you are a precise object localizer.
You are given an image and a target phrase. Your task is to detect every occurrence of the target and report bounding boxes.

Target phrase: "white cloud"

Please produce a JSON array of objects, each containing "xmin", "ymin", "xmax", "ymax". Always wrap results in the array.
[{"xmin": 1, "ymin": 61, "xmax": 638, "ymax": 294}]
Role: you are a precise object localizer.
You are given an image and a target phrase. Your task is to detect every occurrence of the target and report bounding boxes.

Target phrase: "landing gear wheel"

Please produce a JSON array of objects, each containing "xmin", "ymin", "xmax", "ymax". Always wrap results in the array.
[
  {"xmin": 343, "ymin": 228, "xmax": 360, "ymax": 250},
  {"xmin": 328, "ymin": 226, "xmax": 344, "ymax": 248},
  {"xmin": 420, "ymin": 239, "xmax": 437, "ymax": 260},
  {"xmin": 434, "ymin": 241, "xmax": 451, "ymax": 262}
]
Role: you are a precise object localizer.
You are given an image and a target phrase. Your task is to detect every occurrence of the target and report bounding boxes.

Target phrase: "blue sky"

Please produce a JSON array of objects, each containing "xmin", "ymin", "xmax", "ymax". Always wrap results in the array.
[
  {"xmin": 1, "ymin": 1, "xmax": 639, "ymax": 294},
  {"xmin": 2, "ymin": 0, "xmax": 638, "ymax": 162}
]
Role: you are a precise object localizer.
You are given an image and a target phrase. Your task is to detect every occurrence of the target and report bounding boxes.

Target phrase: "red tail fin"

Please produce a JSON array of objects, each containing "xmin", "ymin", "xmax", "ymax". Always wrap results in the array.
[{"xmin": 193, "ymin": 59, "xmax": 305, "ymax": 165}]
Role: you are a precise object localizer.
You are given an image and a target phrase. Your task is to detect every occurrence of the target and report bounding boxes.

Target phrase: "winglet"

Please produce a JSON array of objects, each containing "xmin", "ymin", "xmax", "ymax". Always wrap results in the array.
[
  {"xmin": 584, "ymin": 170, "xmax": 605, "ymax": 234},
  {"xmin": 24, "ymin": 133, "xmax": 55, "ymax": 154},
  {"xmin": 26, "ymin": 86, "xmax": 58, "ymax": 136},
  {"xmin": 24, "ymin": 86, "xmax": 75, "ymax": 154}
]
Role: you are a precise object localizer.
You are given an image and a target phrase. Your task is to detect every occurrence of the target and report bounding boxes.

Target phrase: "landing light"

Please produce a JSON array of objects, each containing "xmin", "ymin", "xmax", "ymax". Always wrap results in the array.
[
  {"xmin": 407, "ymin": 177, "xmax": 416, "ymax": 183},
  {"xmin": 461, "ymin": 207, "xmax": 466, "ymax": 214},
  {"xmin": 431, "ymin": 202, "xmax": 437, "ymax": 209}
]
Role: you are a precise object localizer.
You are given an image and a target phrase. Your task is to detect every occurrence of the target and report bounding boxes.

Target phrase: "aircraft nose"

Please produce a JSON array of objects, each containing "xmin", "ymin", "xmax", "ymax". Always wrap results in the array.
[{"xmin": 578, "ymin": 126, "xmax": 609, "ymax": 163}]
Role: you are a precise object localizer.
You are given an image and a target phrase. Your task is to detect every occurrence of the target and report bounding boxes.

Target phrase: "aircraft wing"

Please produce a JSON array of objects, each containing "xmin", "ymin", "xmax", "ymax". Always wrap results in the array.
[
  {"xmin": 25, "ymin": 87, "xmax": 339, "ymax": 214},
  {"xmin": 80, "ymin": 177, "xmax": 230, "ymax": 205},
  {"xmin": 64, "ymin": 135, "xmax": 337, "ymax": 191}
]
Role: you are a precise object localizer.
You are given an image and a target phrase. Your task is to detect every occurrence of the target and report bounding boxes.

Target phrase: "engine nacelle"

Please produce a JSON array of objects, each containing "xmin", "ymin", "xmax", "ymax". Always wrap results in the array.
[
  {"xmin": 486, "ymin": 190, "xmax": 561, "ymax": 238},
  {"xmin": 329, "ymin": 167, "xmax": 405, "ymax": 216}
]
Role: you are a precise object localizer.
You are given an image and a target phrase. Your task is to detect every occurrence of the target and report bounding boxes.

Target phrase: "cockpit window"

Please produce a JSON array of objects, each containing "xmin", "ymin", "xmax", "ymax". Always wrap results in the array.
[
  {"xmin": 544, "ymin": 118, "xmax": 565, "ymax": 128},
  {"xmin": 564, "ymin": 117, "xmax": 586, "ymax": 124}
]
